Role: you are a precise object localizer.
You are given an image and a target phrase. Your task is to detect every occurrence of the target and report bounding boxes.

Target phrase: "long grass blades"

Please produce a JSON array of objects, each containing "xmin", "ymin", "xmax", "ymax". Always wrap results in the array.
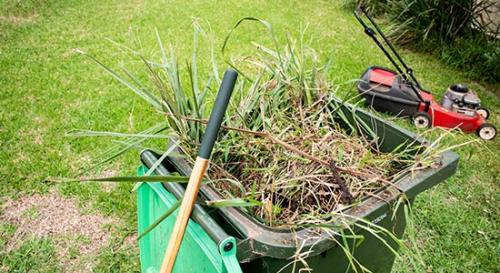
[
  {"xmin": 75, "ymin": 49, "xmax": 163, "ymax": 111},
  {"xmin": 205, "ymin": 198, "xmax": 263, "ymax": 208},
  {"xmin": 66, "ymin": 129, "xmax": 174, "ymax": 139},
  {"xmin": 137, "ymin": 199, "xmax": 182, "ymax": 241},
  {"xmin": 131, "ymin": 140, "xmax": 181, "ymax": 192},
  {"xmin": 222, "ymin": 17, "xmax": 281, "ymax": 63},
  {"xmin": 49, "ymin": 175, "xmax": 190, "ymax": 183},
  {"xmin": 75, "ymin": 123, "xmax": 168, "ymax": 175}
]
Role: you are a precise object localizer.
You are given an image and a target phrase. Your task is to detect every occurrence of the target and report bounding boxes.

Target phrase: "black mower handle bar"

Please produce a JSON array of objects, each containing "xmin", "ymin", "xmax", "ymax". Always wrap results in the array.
[
  {"xmin": 353, "ymin": 5, "xmax": 426, "ymax": 103},
  {"xmin": 354, "ymin": 6, "xmax": 370, "ymax": 31}
]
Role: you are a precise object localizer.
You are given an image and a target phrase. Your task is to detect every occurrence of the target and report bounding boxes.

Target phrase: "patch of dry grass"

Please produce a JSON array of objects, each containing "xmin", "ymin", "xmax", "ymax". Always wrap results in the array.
[{"xmin": 0, "ymin": 191, "xmax": 119, "ymax": 272}]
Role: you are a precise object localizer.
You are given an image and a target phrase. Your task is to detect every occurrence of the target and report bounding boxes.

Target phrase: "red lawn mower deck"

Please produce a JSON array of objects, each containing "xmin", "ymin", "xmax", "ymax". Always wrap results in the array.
[{"xmin": 354, "ymin": 7, "xmax": 496, "ymax": 140}]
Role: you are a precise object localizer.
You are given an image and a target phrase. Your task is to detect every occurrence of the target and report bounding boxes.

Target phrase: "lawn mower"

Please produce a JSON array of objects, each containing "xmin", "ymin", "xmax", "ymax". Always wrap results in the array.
[{"xmin": 354, "ymin": 6, "xmax": 496, "ymax": 140}]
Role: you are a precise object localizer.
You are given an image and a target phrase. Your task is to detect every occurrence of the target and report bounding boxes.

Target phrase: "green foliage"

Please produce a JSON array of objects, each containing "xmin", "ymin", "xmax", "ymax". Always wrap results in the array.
[
  {"xmin": 441, "ymin": 34, "xmax": 500, "ymax": 82},
  {"xmin": 385, "ymin": 0, "xmax": 499, "ymax": 82},
  {"xmin": 387, "ymin": 0, "xmax": 495, "ymax": 44}
]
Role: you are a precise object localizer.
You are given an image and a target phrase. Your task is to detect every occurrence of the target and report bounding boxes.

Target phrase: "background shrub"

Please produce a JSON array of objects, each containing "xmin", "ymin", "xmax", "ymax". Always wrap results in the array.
[
  {"xmin": 341, "ymin": 0, "xmax": 388, "ymax": 16},
  {"xmin": 386, "ymin": 0, "xmax": 499, "ymax": 82},
  {"xmin": 387, "ymin": 0, "xmax": 497, "ymax": 44},
  {"xmin": 343, "ymin": 0, "xmax": 500, "ymax": 82},
  {"xmin": 440, "ymin": 34, "xmax": 499, "ymax": 82}
]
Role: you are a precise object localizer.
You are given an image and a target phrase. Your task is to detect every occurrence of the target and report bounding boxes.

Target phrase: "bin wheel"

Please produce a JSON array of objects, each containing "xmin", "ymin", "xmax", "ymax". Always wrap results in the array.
[
  {"xmin": 476, "ymin": 107, "xmax": 489, "ymax": 120},
  {"xmin": 413, "ymin": 112, "xmax": 432, "ymax": 129},
  {"xmin": 477, "ymin": 123, "xmax": 496, "ymax": 140}
]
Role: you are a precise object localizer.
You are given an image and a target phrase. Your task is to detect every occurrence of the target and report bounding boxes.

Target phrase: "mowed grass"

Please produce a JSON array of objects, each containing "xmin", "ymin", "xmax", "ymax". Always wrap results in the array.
[{"xmin": 0, "ymin": 0, "xmax": 498, "ymax": 272}]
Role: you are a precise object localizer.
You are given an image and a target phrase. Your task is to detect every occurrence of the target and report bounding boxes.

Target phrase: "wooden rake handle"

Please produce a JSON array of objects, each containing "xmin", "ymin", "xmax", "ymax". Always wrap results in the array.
[{"xmin": 160, "ymin": 69, "xmax": 238, "ymax": 273}]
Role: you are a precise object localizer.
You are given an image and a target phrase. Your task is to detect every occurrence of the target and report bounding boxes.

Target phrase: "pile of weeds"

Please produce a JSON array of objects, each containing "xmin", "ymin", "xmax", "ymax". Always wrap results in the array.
[
  {"xmin": 201, "ymin": 20, "xmax": 429, "ymax": 226},
  {"xmin": 75, "ymin": 19, "xmax": 440, "ymax": 228}
]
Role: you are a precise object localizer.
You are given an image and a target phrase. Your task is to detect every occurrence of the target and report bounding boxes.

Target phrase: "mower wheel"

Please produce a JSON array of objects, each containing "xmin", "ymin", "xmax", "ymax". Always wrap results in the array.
[
  {"xmin": 476, "ymin": 107, "xmax": 489, "ymax": 120},
  {"xmin": 412, "ymin": 112, "xmax": 432, "ymax": 129},
  {"xmin": 477, "ymin": 123, "xmax": 496, "ymax": 140}
]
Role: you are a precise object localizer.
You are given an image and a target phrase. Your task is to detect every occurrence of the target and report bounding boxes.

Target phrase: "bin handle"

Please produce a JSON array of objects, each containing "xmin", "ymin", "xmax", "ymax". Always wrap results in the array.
[{"xmin": 218, "ymin": 237, "xmax": 243, "ymax": 273}]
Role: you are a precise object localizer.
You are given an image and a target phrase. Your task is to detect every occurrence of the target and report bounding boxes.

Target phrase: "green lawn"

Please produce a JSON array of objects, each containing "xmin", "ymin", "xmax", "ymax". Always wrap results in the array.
[{"xmin": 1, "ymin": 0, "xmax": 498, "ymax": 272}]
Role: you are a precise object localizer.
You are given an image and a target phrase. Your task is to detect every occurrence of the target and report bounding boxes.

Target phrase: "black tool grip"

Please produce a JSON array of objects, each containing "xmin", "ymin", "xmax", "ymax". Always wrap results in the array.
[{"xmin": 198, "ymin": 69, "xmax": 238, "ymax": 159}]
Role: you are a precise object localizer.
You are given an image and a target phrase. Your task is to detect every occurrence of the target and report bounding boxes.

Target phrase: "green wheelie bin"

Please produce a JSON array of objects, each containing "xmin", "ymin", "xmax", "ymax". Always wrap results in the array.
[{"xmin": 137, "ymin": 100, "xmax": 458, "ymax": 273}]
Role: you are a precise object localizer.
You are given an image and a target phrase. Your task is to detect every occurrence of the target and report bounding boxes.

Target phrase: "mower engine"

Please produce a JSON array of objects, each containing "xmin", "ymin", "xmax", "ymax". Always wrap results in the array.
[{"xmin": 441, "ymin": 84, "xmax": 481, "ymax": 117}]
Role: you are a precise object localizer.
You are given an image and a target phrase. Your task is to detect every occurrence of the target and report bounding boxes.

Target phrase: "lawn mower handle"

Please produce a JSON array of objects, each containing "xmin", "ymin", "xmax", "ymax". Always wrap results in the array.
[
  {"xmin": 354, "ymin": 5, "xmax": 427, "ymax": 104},
  {"xmin": 354, "ymin": 6, "xmax": 369, "ymax": 31}
]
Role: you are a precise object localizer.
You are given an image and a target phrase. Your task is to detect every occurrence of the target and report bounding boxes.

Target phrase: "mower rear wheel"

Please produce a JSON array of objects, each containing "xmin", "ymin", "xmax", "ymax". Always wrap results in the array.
[
  {"xmin": 477, "ymin": 124, "xmax": 496, "ymax": 140},
  {"xmin": 476, "ymin": 107, "xmax": 489, "ymax": 120},
  {"xmin": 413, "ymin": 112, "xmax": 432, "ymax": 129}
]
